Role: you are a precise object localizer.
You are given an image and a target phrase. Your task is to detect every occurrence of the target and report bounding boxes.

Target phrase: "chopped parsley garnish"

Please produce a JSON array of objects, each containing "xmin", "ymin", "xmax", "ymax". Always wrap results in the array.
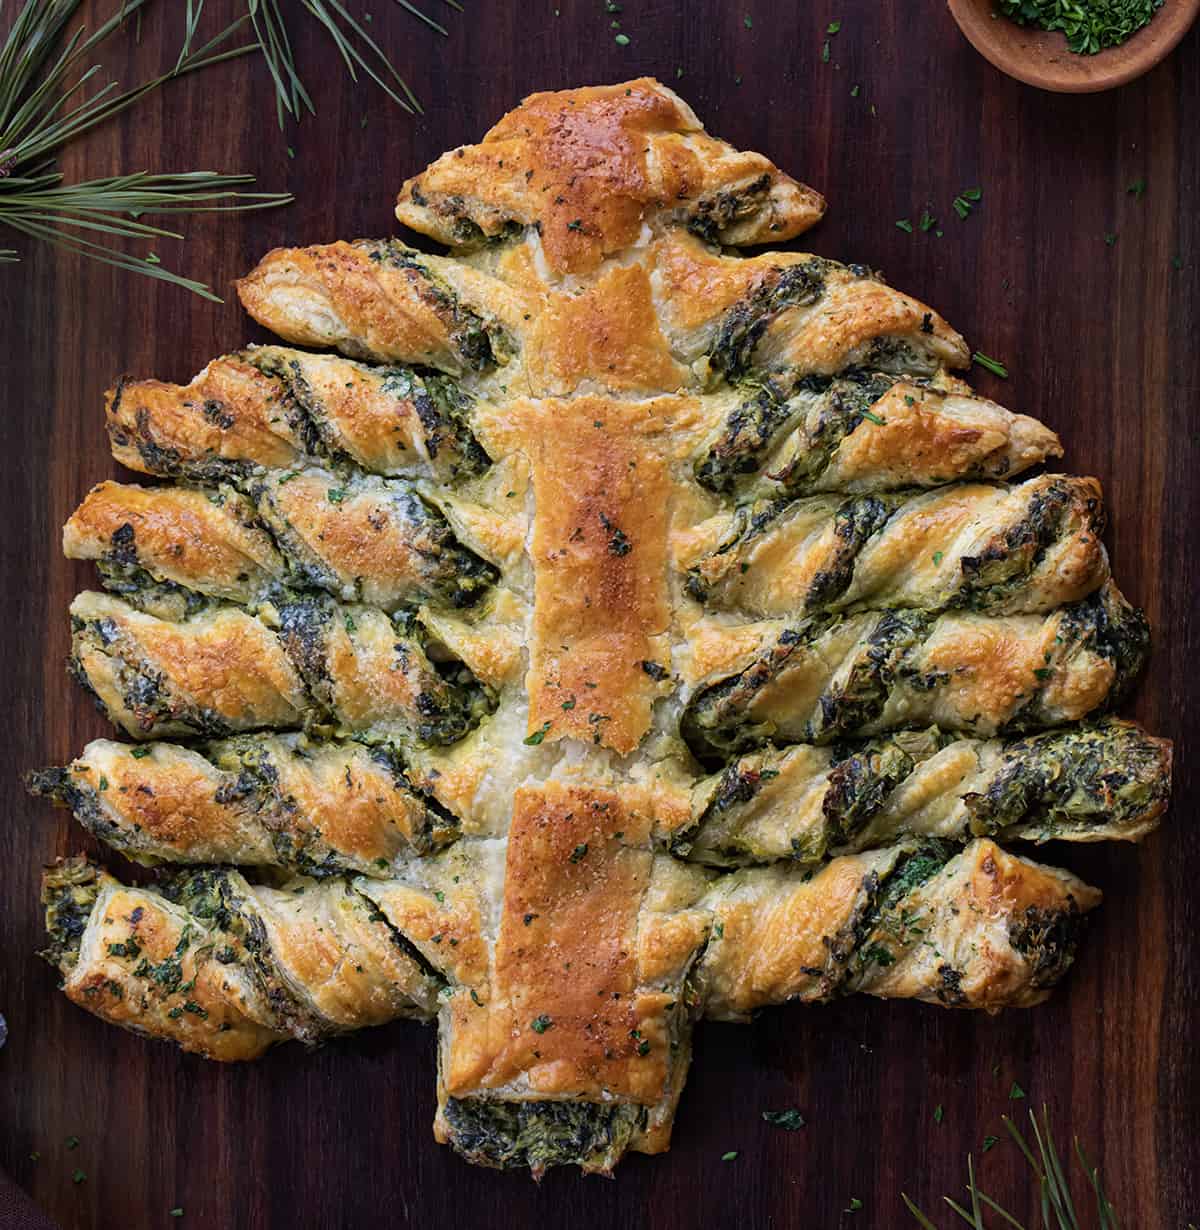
[
  {"xmin": 744, "ymin": 15, "xmax": 753, "ymax": 28},
  {"xmin": 847, "ymin": 1198, "xmax": 863, "ymax": 1212},
  {"xmin": 1009, "ymin": 1081, "xmax": 1026, "ymax": 1100},
  {"xmin": 614, "ymin": 32, "xmax": 630, "ymax": 45},
  {"xmin": 932, "ymin": 550, "xmax": 944, "ymax": 565},
  {"xmin": 827, "ymin": 20, "xmax": 841, "ymax": 33},
  {"xmin": 821, "ymin": 39, "xmax": 830, "ymax": 61},
  {"xmin": 1105, "ymin": 232, "xmax": 1117, "ymax": 246},
  {"xmin": 996, "ymin": 0, "xmax": 1163, "ymax": 54},
  {"xmin": 762, "ymin": 1109, "xmax": 805, "ymax": 1130},
  {"xmin": 568, "ymin": 843, "xmax": 589, "ymax": 863},
  {"xmin": 972, "ymin": 351, "xmax": 1009, "ymax": 378},
  {"xmin": 895, "ymin": 218, "xmax": 913, "ymax": 233},
  {"xmin": 860, "ymin": 408, "xmax": 887, "ymax": 426},
  {"xmin": 65, "ymin": 1135, "xmax": 79, "ymax": 1150},
  {"xmin": 530, "ymin": 1014, "xmax": 553, "ymax": 1034},
  {"xmin": 933, "ymin": 1104, "xmax": 944, "ymax": 1124},
  {"xmin": 170, "ymin": 1210, "xmax": 184, "ymax": 1219},
  {"xmin": 721, "ymin": 1150, "xmax": 738, "ymax": 1162},
  {"xmin": 919, "ymin": 211, "xmax": 937, "ymax": 232},
  {"xmin": 523, "ymin": 721, "xmax": 552, "ymax": 746},
  {"xmin": 1127, "ymin": 177, "xmax": 1147, "ymax": 199},
  {"xmin": 326, "ymin": 487, "xmax": 346, "ymax": 504},
  {"xmin": 982, "ymin": 1134, "xmax": 1000, "ymax": 1152},
  {"xmin": 130, "ymin": 745, "xmax": 151, "ymax": 758},
  {"xmin": 72, "ymin": 1169, "xmax": 86, "ymax": 1184},
  {"xmin": 850, "ymin": 83, "xmax": 860, "ymax": 97}
]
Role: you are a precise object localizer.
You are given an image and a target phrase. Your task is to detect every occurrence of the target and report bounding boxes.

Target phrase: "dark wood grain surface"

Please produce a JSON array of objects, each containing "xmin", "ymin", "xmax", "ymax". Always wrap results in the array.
[{"xmin": 1, "ymin": 3, "xmax": 1196, "ymax": 1226}]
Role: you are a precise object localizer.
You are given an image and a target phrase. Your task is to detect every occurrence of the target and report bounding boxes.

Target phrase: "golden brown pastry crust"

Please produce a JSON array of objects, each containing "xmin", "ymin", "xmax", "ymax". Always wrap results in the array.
[
  {"xmin": 106, "ymin": 348, "xmax": 489, "ymax": 483},
  {"xmin": 34, "ymin": 735, "xmax": 452, "ymax": 873},
  {"xmin": 699, "ymin": 839, "xmax": 1101, "ymax": 1020},
  {"xmin": 515, "ymin": 398, "xmax": 673, "ymax": 755},
  {"xmin": 41, "ymin": 79, "xmax": 1168, "ymax": 1178},
  {"xmin": 395, "ymin": 79, "xmax": 825, "ymax": 276},
  {"xmin": 106, "ymin": 357, "xmax": 301, "ymax": 477},
  {"xmin": 64, "ymin": 481, "xmax": 284, "ymax": 605}
]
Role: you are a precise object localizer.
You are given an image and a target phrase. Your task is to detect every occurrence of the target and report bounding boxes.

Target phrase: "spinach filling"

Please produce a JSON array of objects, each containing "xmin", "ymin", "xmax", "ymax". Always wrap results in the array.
[
  {"xmin": 813, "ymin": 610, "xmax": 932, "ymax": 741},
  {"xmin": 693, "ymin": 370, "xmax": 898, "ymax": 495},
  {"xmin": 685, "ymin": 172, "xmax": 773, "ymax": 246},
  {"xmin": 359, "ymin": 239, "xmax": 509, "ymax": 372},
  {"xmin": 965, "ymin": 721, "xmax": 1170, "ymax": 837},
  {"xmin": 834, "ymin": 839, "xmax": 958, "ymax": 983},
  {"xmin": 679, "ymin": 615, "xmax": 839, "ymax": 762},
  {"xmin": 709, "ymin": 258, "xmax": 833, "ymax": 382},
  {"xmin": 442, "ymin": 1098, "xmax": 645, "ymax": 1173},
  {"xmin": 1007, "ymin": 901, "xmax": 1088, "ymax": 989},
  {"xmin": 41, "ymin": 860, "xmax": 103, "ymax": 972}
]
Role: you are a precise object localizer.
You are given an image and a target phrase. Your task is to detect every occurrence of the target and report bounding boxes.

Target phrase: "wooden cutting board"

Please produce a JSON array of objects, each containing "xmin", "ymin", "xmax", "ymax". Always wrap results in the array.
[{"xmin": 1, "ymin": 3, "xmax": 1195, "ymax": 1225}]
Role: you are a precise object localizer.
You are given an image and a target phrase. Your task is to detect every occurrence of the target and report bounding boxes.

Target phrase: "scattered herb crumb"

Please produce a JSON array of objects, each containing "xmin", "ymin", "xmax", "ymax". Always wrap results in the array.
[
  {"xmin": 744, "ymin": 15, "xmax": 753, "ymax": 28},
  {"xmin": 933, "ymin": 1104, "xmax": 944, "ymax": 1124},
  {"xmin": 895, "ymin": 218, "xmax": 914, "ymax": 233},
  {"xmin": 821, "ymin": 40, "xmax": 831, "ymax": 61},
  {"xmin": 523, "ymin": 721, "xmax": 552, "ymax": 746},
  {"xmin": 1009, "ymin": 1081, "xmax": 1026, "ymax": 1100},
  {"xmin": 847, "ymin": 1197, "xmax": 863, "ymax": 1212},
  {"xmin": 972, "ymin": 351, "xmax": 1009, "ymax": 378},
  {"xmin": 932, "ymin": 550, "xmax": 944, "ymax": 565},
  {"xmin": 65, "ymin": 1136, "xmax": 79, "ymax": 1150},
  {"xmin": 860, "ymin": 408, "xmax": 886, "ymax": 426},
  {"xmin": 762, "ymin": 1109, "xmax": 806, "ymax": 1130},
  {"xmin": 850, "ymin": 83, "xmax": 860, "ymax": 97},
  {"xmin": 72, "ymin": 1169, "xmax": 86, "ymax": 1185},
  {"xmin": 568, "ymin": 843, "xmax": 589, "ymax": 863},
  {"xmin": 1105, "ymin": 232, "xmax": 1117, "ymax": 246},
  {"xmin": 170, "ymin": 1210, "xmax": 184, "ymax": 1219},
  {"xmin": 722, "ymin": 1150, "xmax": 738, "ymax": 1161},
  {"xmin": 614, "ymin": 32, "xmax": 630, "ymax": 45},
  {"xmin": 530, "ymin": 1014, "xmax": 553, "ymax": 1034},
  {"xmin": 982, "ymin": 1134, "xmax": 1000, "ymax": 1152},
  {"xmin": 1127, "ymin": 177, "xmax": 1146, "ymax": 198},
  {"xmin": 827, "ymin": 20, "xmax": 841, "ymax": 33},
  {"xmin": 919, "ymin": 210, "xmax": 937, "ymax": 232}
]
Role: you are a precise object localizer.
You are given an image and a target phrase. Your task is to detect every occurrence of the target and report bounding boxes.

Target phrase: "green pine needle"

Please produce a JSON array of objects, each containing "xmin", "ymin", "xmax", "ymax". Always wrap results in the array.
[
  {"xmin": 0, "ymin": 0, "xmax": 291, "ymax": 299},
  {"xmin": 248, "ymin": 0, "xmax": 463, "ymax": 126},
  {"xmin": 905, "ymin": 1107, "xmax": 1122, "ymax": 1229}
]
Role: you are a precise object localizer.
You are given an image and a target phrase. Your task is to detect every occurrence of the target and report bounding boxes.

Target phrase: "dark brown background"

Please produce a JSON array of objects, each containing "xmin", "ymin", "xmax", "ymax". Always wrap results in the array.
[{"xmin": 0, "ymin": 2, "xmax": 1196, "ymax": 1227}]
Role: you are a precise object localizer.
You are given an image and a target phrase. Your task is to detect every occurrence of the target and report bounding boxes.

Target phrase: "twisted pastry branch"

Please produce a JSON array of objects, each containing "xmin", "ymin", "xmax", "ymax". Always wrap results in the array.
[
  {"xmin": 65, "ymin": 473, "xmax": 498, "ymax": 614},
  {"xmin": 684, "ymin": 473, "xmax": 1108, "ymax": 619},
  {"xmin": 68, "ymin": 590, "xmax": 490, "ymax": 747},
  {"xmin": 680, "ymin": 719, "xmax": 1171, "ymax": 867},
  {"xmin": 693, "ymin": 370, "xmax": 1062, "ymax": 496},
  {"xmin": 696, "ymin": 837, "xmax": 1101, "ymax": 1020},
  {"xmin": 106, "ymin": 346, "xmax": 490, "ymax": 484},
  {"xmin": 30, "ymin": 735, "xmax": 456, "ymax": 876},
  {"xmin": 682, "ymin": 582, "xmax": 1149, "ymax": 760}
]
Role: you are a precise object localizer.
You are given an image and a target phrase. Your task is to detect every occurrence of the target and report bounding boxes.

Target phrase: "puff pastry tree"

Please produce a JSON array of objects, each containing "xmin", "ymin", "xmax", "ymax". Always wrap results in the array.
[{"xmin": 33, "ymin": 80, "xmax": 1170, "ymax": 1177}]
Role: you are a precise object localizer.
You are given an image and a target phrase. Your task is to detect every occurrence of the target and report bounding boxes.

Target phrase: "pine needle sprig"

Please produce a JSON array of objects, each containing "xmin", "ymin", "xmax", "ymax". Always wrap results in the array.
[
  {"xmin": 902, "ymin": 1107, "xmax": 1123, "ymax": 1229},
  {"xmin": 0, "ymin": 0, "xmax": 291, "ymax": 299},
  {"xmin": 243, "ymin": 0, "xmax": 465, "ymax": 127}
]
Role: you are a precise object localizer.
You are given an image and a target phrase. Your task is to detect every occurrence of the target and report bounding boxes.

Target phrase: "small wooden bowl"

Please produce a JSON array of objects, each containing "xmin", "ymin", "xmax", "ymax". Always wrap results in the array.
[{"xmin": 948, "ymin": 0, "xmax": 1200, "ymax": 92}]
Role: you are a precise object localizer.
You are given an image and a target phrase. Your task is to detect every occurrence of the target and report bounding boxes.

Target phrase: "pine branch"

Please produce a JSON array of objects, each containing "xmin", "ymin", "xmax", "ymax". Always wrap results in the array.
[
  {"xmin": 0, "ymin": 0, "xmax": 291, "ymax": 299},
  {"xmin": 903, "ymin": 1107, "xmax": 1122, "ymax": 1229}
]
